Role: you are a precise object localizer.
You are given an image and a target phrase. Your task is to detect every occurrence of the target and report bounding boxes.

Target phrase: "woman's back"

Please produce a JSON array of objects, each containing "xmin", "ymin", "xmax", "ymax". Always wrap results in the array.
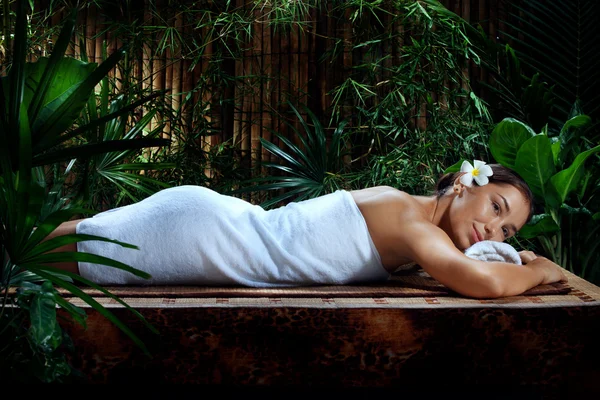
[{"xmin": 350, "ymin": 186, "xmax": 425, "ymax": 272}]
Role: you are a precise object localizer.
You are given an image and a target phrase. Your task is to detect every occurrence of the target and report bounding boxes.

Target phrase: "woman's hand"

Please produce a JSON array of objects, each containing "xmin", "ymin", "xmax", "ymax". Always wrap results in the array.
[
  {"xmin": 518, "ymin": 250, "xmax": 537, "ymax": 264},
  {"xmin": 521, "ymin": 254, "xmax": 568, "ymax": 285}
]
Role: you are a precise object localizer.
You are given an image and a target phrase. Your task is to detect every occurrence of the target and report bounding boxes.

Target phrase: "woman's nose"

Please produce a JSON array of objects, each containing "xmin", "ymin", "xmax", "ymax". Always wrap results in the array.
[{"xmin": 484, "ymin": 220, "xmax": 500, "ymax": 239}]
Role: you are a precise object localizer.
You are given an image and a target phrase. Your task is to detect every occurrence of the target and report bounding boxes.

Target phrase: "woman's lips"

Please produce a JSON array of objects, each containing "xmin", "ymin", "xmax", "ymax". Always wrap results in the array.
[{"xmin": 472, "ymin": 225, "xmax": 483, "ymax": 244}]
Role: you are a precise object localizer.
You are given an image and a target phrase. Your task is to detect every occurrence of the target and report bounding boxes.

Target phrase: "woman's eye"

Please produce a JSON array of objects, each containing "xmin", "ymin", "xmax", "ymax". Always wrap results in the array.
[
  {"xmin": 493, "ymin": 202, "xmax": 500, "ymax": 214},
  {"xmin": 503, "ymin": 227, "xmax": 509, "ymax": 238}
]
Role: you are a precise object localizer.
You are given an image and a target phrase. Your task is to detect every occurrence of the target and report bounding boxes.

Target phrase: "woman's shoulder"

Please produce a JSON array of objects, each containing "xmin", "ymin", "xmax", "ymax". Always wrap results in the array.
[
  {"xmin": 349, "ymin": 186, "xmax": 427, "ymax": 219},
  {"xmin": 348, "ymin": 185, "xmax": 407, "ymax": 203}
]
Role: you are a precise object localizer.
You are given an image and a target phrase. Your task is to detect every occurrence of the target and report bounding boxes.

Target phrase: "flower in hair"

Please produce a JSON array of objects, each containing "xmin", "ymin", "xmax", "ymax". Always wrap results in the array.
[{"xmin": 460, "ymin": 160, "xmax": 493, "ymax": 187}]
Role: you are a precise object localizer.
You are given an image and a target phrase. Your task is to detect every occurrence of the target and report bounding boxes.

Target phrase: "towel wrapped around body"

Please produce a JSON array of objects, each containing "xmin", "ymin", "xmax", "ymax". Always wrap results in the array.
[{"xmin": 76, "ymin": 185, "xmax": 390, "ymax": 287}]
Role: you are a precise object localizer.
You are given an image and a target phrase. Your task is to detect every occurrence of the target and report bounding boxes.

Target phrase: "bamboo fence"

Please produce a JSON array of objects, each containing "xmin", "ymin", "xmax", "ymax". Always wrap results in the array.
[{"xmin": 3, "ymin": 0, "xmax": 522, "ymax": 180}]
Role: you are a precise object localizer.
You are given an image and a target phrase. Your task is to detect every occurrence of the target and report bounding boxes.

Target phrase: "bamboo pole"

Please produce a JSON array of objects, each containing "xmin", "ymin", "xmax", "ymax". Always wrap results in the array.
[
  {"xmin": 478, "ymin": 0, "xmax": 489, "ymax": 99},
  {"xmin": 206, "ymin": 1, "xmax": 222, "ymax": 158},
  {"xmin": 261, "ymin": 3, "xmax": 272, "ymax": 178},
  {"xmin": 278, "ymin": 7, "xmax": 290, "ymax": 141},
  {"xmin": 85, "ymin": 4, "xmax": 96, "ymax": 63},
  {"xmin": 394, "ymin": 3, "xmax": 406, "ymax": 144},
  {"xmin": 242, "ymin": 0, "xmax": 254, "ymax": 200},
  {"xmin": 94, "ymin": 4, "xmax": 104, "ymax": 65},
  {"xmin": 152, "ymin": 0, "xmax": 165, "ymax": 145},
  {"xmin": 312, "ymin": 4, "xmax": 325, "ymax": 117},
  {"xmin": 462, "ymin": 0, "xmax": 471, "ymax": 110},
  {"xmin": 181, "ymin": 9, "xmax": 193, "ymax": 138},
  {"xmin": 249, "ymin": 5, "xmax": 262, "ymax": 192},
  {"xmin": 171, "ymin": 2, "xmax": 183, "ymax": 146},
  {"xmin": 298, "ymin": 8, "xmax": 309, "ymax": 125},
  {"xmin": 340, "ymin": 7, "xmax": 353, "ymax": 167},
  {"xmin": 143, "ymin": 0, "xmax": 154, "ymax": 134},
  {"xmin": 324, "ymin": 2, "xmax": 335, "ymax": 116},
  {"xmin": 270, "ymin": 4, "xmax": 282, "ymax": 172},
  {"xmin": 232, "ymin": 0, "xmax": 243, "ymax": 166},
  {"xmin": 163, "ymin": 1, "xmax": 173, "ymax": 141},
  {"xmin": 201, "ymin": 2, "xmax": 214, "ymax": 180},
  {"xmin": 110, "ymin": 6, "xmax": 123, "ymax": 94},
  {"xmin": 289, "ymin": 13, "xmax": 301, "ymax": 151}
]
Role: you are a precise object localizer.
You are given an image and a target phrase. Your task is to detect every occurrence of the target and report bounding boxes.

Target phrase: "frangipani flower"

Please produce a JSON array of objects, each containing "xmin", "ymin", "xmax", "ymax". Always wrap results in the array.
[{"xmin": 460, "ymin": 160, "xmax": 493, "ymax": 187}]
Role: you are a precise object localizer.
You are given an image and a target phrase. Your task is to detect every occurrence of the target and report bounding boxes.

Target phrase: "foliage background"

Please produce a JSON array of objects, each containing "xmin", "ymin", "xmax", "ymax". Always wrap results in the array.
[{"xmin": 1, "ymin": 0, "xmax": 598, "ymax": 276}]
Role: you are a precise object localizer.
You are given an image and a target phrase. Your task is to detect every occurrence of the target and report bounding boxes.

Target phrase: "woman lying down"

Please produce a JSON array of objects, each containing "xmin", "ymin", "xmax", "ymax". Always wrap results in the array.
[{"xmin": 44, "ymin": 160, "xmax": 567, "ymax": 299}]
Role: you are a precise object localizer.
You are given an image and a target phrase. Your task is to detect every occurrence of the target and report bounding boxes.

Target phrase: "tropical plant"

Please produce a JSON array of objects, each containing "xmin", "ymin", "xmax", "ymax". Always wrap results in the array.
[
  {"xmin": 447, "ymin": 113, "xmax": 600, "ymax": 284},
  {"xmin": 70, "ymin": 43, "xmax": 176, "ymax": 210},
  {"xmin": 328, "ymin": 0, "xmax": 493, "ymax": 150},
  {"xmin": 228, "ymin": 102, "xmax": 351, "ymax": 208},
  {"xmin": 1, "ymin": 3, "xmax": 169, "ymax": 381}
]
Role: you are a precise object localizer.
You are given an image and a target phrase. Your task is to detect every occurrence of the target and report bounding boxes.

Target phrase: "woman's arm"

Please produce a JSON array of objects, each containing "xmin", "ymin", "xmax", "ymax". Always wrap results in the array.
[
  {"xmin": 396, "ymin": 220, "xmax": 502, "ymax": 298},
  {"xmin": 486, "ymin": 256, "xmax": 567, "ymax": 297},
  {"xmin": 395, "ymin": 219, "xmax": 565, "ymax": 299}
]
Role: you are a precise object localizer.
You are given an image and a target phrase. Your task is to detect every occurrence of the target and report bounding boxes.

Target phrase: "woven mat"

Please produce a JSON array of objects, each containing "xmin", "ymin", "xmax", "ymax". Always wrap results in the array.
[{"xmin": 57, "ymin": 266, "xmax": 571, "ymax": 298}]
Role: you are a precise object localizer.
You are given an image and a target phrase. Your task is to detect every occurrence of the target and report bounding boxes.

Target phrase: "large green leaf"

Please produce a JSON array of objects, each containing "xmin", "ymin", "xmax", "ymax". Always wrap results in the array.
[
  {"xmin": 28, "ymin": 281, "xmax": 62, "ymax": 353},
  {"xmin": 27, "ymin": 9, "xmax": 77, "ymax": 123},
  {"xmin": 514, "ymin": 134, "xmax": 555, "ymax": 200},
  {"xmin": 27, "ymin": 267, "xmax": 155, "ymax": 357},
  {"xmin": 556, "ymin": 113, "xmax": 592, "ymax": 166},
  {"xmin": 35, "ymin": 92, "xmax": 163, "ymax": 151},
  {"xmin": 549, "ymin": 144, "xmax": 600, "ymax": 204},
  {"xmin": 490, "ymin": 118, "xmax": 536, "ymax": 169},
  {"xmin": 518, "ymin": 213, "xmax": 560, "ymax": 239},
  {"xmin": 33, "ymin": 45, "xmax": 127, "ymax": 143},
  {"xmin": 25, "ymin": 57, "xmax": 97, "ymax": 136}
]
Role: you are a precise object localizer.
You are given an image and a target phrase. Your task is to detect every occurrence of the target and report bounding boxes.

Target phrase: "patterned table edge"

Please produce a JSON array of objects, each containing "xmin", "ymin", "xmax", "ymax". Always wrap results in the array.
[
  {"xmin": 65, "ymin": 293, "xmax": 599, "ymax": 309},
  {"xmin": 61, "ymin": 269, "xmax": 600, "ymax": 309}
]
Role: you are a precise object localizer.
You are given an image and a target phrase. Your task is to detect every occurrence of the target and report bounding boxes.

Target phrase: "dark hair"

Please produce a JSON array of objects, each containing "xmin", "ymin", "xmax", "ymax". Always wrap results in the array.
[{"xmin": 434, "ymin": 163, "xmax": 535, "ymax": 223}]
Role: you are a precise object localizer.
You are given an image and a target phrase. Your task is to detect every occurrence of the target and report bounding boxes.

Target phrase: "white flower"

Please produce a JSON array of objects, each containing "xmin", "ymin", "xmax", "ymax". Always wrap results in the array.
[{"xmin": 460, "ymin": 160, "xmax": 493, "ymax": 187}]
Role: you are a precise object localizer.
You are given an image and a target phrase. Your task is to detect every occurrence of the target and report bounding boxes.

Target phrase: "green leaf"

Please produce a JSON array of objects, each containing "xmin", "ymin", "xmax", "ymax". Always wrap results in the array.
[
  {"xmin": 15, "ymin": 106, "xmax": 33, "ymax": 247},
  {"xmin": 22, "ymin": 249, "xmax": 150, "ymax": 280},
  {"xmin": 27, "ymin": 57, "xmax": 97, "ymax": 138},
  {"xmin": 28, "ymin": 281, "xmax": 62, "ymax": 352},
  {"xmin": 514, "ymin": 135, "xmax": 555, "ymax": 200},
  {"xmin": 35, "ymin": 92, "xmax": 163, "ymax": 151},
  {"xmin": 560, "ymin": 114, "xmax": 592, "ymax": 134},
  {"xmin": 556, "ymin": 114, "xmax": 592, "ymax": 165},
  {"xmin": 548, "ymin": 144, "xmax": 600, "ymax": 204},
  {"xmin": 444, "ymin": 159, "xmax": 464, "ymax": 173},
  {"xmin": 559, "ymin": 203, "xmax": 593, "ymax": 217},
  {"xmin": 34, "ymin": 46, "xmax": 127, "ymax": 142},
  {"xmin": 53, "ymin": 294, "xmax": 88, "ymax": 329},
  {"xmin": 7, "ymin": 0, "xmax": 28, "ymax": 159},
  {"xmin": 518, "ymin": 213, "xmax": 560, "ymax": 239},
  {"xmin": 23, "ymin": 232, "xmax": 138, "ymax": 260},
  {"xmin": 28, "ymin": 267, "xmax": 155, "ymax": 357},
  {"xmin": 551, "ymin": 139, "xmax": 561, "ymax": 165},
  {"xmin": 24, "ymin": 208, "xmax": 97, "ymax": 255},
  {"xmin": 32, "ymin": 138, "xmax": 171, "ymax": 167},
  {"xmin": 490, "ymin": 118, "xmax": 536, "ymax": 169},
  {"xmin": 27, "ymin": 10, "xmax": 77, "ymax": 123}
]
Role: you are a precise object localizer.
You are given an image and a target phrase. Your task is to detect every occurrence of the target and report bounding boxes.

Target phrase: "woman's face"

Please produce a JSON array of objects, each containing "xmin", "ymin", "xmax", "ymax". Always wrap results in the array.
[{"xmin": 444, "ymin": 180, "xmax": 531, "ymax": 250}]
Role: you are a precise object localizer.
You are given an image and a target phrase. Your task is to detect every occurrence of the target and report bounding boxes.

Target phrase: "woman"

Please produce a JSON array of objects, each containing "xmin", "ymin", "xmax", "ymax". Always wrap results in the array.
[{"xmin": 45, "ymin": 160, "xmax": 567, "ymax": 298}]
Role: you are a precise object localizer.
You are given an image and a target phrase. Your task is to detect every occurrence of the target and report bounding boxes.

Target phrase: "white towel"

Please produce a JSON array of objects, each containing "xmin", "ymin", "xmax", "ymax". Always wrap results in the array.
[
  {"xmin": 76, "ymin": 185, "xmax": 389, "ymax": 287},
  {"xmin": 464, "ymin": 240, "xmax": 522, "ymax": 265}
]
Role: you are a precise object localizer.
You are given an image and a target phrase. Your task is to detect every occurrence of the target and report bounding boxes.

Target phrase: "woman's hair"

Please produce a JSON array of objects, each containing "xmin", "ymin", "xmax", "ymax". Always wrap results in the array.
[{"xmin": 434, "ymin": 163, "xmax": 535, "ymax": 223}]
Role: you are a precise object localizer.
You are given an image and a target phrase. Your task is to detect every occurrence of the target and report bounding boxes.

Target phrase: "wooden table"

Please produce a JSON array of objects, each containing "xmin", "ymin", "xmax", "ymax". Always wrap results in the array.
[{"xmin": 60, "ymin": 268, "xmax": 600, "ymax": 397}]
